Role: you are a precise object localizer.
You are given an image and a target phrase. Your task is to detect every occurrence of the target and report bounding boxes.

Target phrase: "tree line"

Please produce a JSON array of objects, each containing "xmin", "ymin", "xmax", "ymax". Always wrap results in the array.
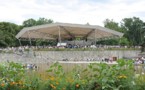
[
  {"xmin": 0, "ymin": 17, "xmax": 53, "ymax": 47},
  {"xmin": 0, "ymin": 17, "xmax": 144, "ymax": 47},
  {"xmin": 103, "ymin": 17, "xmax": 144, "ymax": 46}
]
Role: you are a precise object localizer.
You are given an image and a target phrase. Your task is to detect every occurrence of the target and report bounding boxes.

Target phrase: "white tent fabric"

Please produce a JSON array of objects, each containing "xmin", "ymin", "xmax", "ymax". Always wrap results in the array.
[{"xmin": 16, "ymin": 23, "xmax": 123, "ymax": 40}]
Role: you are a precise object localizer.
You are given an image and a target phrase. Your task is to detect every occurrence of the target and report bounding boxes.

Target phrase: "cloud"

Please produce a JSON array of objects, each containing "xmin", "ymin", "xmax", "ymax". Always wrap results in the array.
[{"xmin": 0, "ymin": 0, "xmax": 145, "ymax": 26}]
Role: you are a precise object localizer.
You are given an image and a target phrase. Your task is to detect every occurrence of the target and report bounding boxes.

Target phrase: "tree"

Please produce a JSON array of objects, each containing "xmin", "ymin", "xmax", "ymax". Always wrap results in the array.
[
  {"xmin": 96, "ymin": 38, "xmax": 119, "ymax": 45},
  {"xmin": 36, "ymin": 17, "xmax": 53, "ymax": 25},
  {"xmin": 104, "ymin": 19, "xmax": 124, "ymax": 33},
  {"xmin": 0, "ymin": 30, "xmax": 7, "ymax": 46},
  {"xmin": 121, "ymin": 17, "xmax": 144, "ymax": 46},
  {"xmin": 0, "ymin": 18, "xmax": 53, "ymax": 47},
  {"xmin": 22, "ymin": 17, "xmax": 53, "ymax": 27},
  {"xmin": 119, "ymin": 37, "xmax": 129, "ymax": 46},
  {"xmin": 23, "ymin": 18, "xmax": 37, "ymax": 27},
  {"xmin": 102, "ymin": 19, "xmax": 124, "ymax": 45},
  {"xmin": 0, "ymin": 22, "xmax": 22, "ymax": 47}
]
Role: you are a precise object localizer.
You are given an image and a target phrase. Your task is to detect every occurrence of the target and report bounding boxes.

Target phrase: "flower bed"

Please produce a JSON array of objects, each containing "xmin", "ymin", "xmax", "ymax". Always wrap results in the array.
[{"xmin": 0, "ymin": 59, "xmax": 145, "ymax": 90}]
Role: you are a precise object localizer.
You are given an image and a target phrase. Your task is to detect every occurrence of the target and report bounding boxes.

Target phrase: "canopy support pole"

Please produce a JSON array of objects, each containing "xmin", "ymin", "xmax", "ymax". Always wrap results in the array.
[
  {"xmin": 27, "ymin": 31, "xmax": 32, "ymax": 46},
  {"xmin": 18, "ymin": 39, "xmax": 22, "ymax": 46},
  {"xmin": 58, "ymin": 26, "xmax": 61, "ymax": 46},
  {"xmin": 94, "ymin": 29, "xmax": 97, "ymax": 46}
]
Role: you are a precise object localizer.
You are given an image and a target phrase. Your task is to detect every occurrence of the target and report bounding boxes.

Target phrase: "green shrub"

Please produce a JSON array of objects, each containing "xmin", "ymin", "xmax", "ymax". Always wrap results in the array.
[{"xmin": 0, "ymin": 59, "xmax": 145, "ymax": 90}]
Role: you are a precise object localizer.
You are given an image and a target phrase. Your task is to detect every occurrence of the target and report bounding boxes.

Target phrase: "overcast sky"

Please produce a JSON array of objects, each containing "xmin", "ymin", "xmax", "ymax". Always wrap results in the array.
[{"xmin": 0, "ymin": 0, "xmax": 145, "ymax": 26}]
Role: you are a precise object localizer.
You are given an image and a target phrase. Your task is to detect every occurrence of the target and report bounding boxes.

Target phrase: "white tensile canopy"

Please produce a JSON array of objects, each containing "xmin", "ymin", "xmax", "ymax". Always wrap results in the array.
[{"xmin": 16, "ymin": 22, "xmax": 123, "ymax": 44}]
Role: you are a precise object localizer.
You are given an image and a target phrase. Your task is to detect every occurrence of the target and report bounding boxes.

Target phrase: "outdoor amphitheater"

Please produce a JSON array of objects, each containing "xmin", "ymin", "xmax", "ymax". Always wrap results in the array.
[
  {"xmin": 1, "ymin": 23, "xmax": 145, "ymax": 90},
  {"xmin": 0, "ymin": 23, "xmax": 144, "ymax": 73}
]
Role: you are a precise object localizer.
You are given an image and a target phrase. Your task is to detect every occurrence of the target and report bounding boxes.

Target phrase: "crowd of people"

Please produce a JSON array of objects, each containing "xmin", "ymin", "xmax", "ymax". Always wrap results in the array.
[
  {"xmin": 23, "ymin": 63, "xmax": 38, "ymax": 71},
  {"xmin": 133, "ymin": 57, "xmax": 145, "ymax": 73},
  {"xmin": 0, "ymin": 44, "xmax": 140, "ymax": 52},
  {"xmin": 134, "ymin": 57, "xmax": 145, "ymax": 64}
]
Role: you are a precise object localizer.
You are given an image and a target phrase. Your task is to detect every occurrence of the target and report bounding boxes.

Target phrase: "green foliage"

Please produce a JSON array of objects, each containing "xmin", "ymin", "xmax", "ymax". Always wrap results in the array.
[
  {"xmin": 35, "ymin": 39, "xmax": 57, "ymax": 46},
  {"xmin": 22, "ymin": 18, "xmax": 37, "ymax": 27},
  {"xmin": 119, "ymin": 37, "xmax": 129, "ymax": 46},
  {"xmin": 121, "ymin": 17, "xmax": 144, "ymax": 46},
  {"xmin": 43, "ymin": 59, "xmax": 145, "ymax": 90},
  {"xmin": 0, "ymin": 62, "xmax": 26, "ymax": 90},
  {"xmin": 96, "ymin": 38, "xmax": 119, "ymax": 45},
  {"xmin": 22, "ymin": 17, "xmax": 53, "ymax": 27},
  {"xmin": 0, "ymin": 60, "xmax": 145, "ymax": 90},
  {"xmin": 103, "ymin": 17, "xmax": 145, "ymax": 46},
  {"xmin": 24, "ymin": 72, "xmax": 42, "ymax": 90},
  {"xmin": 0, "ymin": 62, "xmax": 42, "ymax": 90},
  {"xmin": 0, "ymin": 17, "xmax": 54, "ymax": 47},
  {"xmin": 104, "ymin": 19, "xmax": 124, "ymax": 33},
  {"xmin": 36, "ymin": 17, "xmax": 53, "ymax": 25},
  {"xmin": 0, "ymin": 22, "xmax": 22, "ymax": 47},
  {"xmin": 43, "ymin": 62, "xmax": 86, "ymax": 90},
  {"xmin": 46, "ymin": 62, "xmax": 65, "ymax": 77},
  {"xmin": 82, "ymin": 59, "xmax": 136, "ymax": 90}
]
